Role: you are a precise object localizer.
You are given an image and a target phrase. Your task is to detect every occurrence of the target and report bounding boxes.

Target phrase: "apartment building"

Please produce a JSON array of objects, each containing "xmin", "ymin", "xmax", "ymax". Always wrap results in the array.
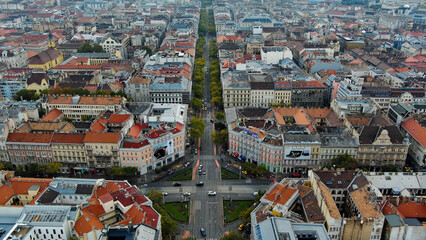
[
  {"xmin": 84, "ymin": 132, "xmax": 122, "ymax": 168},
  {"xmin": 0, "ymin": 46, "xmax": 28, "ymax": 69},
  {"xmin": 0, "ymin": 177, "xmax": 52, "ymax": 206},
  {"xmin": 6, "ymin": 133, "xmax": 54, "ymax": 164},
  {"xmin": 43, "ymin": 95, "xmax": 124, "ymax": 120},
  {"xmin": 274, "ymin": 81, "xmax": 292, "ymax": 104},
  {"xmin": 357, "ymin": 126, "xmax": 409, "ymax": 170},
  {"xmin": 50, "ymin": 133, "xmax": 87, "ymax": 167},
  {"xmin": 250, "ymin": 82, "xmax": 275, "ymax": 107},
  {"xmin": 125, "ymin": 76, "xmax": 150, "ymax": 102}
]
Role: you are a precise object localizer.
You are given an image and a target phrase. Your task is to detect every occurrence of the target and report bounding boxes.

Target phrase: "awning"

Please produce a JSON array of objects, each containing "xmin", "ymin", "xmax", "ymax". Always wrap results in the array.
[{"xmin": 233, "ymin": 152, "xmax": 239, "ymax": 157}]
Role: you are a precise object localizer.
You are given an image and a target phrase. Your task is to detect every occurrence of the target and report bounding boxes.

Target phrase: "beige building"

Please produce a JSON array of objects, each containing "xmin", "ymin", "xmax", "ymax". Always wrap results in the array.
[
  {"xmin": 84, "ymin": 132, "xmax": 122, "ymax": 168},
  {"xmin": 50, "ymin": 133, "xmax": 87, "ymax": 167},
  {"xmin": 43, "ymin": 95, "xmax": 124, "ymax": 120}
]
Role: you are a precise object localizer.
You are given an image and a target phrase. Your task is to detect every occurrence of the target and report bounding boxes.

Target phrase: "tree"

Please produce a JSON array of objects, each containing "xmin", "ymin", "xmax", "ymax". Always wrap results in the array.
[
  {"xmin": 14, "ymin": 89, "xmax": 39, "ymax": 101},
  {"xmin": 220, "ymin": 232, "xmax": 243, "ymax": 240},
  {"xmin": 211, "ymin": 96, "xmax": 222, "ymax": 106},
  {"xmin": 123, "ymin": 167, "xmax": 139, "ymax": 176},
  {"xmin": 46, "ymin": 162, "xmax": 62, "ymax": 174},
  {"xmin": 146, "ymin": 188, "xmax": 163, "ymax": 204},
  {"xmin": 160, "ymin": 210, "xmax": 178, "ymax": 240},
  {"xmin": 0, "ymin": 162, "xmax": 13, "ymax": 170},
  {"xmin": 211, "ymin": 129, "xmax": 228, "ymax": 146},
  {"xmin": 326, "ymin": 154, "xmax": 359, "ymax": 170},
  {"xmin": 242, "ymin": 162, "xmax": 255, "ymax": 172},
  {"xmin": 77, "ymin": 43, "xmax": 105, "ymax": 53},
  {"xmin": 81, "ymin": 115, "xmax": 92, "ymax": 121},
  {"xmin": 255, "ymin": 165, "xmax": 267, "ymax": 176},
  {"xmin": 62, "ymin": 117, "xmax": 73, "ymax": 123},
  {"xmin": 189, "ymin": 117, "xmax": 205, "ymax": 140},
  {"xmin": 239, "ymin": 205, "xmax": 255, "ymax": 224},
  {"xmin": 190, "ymin": 98, "xmax": 203, "ymax": 111},
  {"xmin": 141, "ymin": 46, "xmax": 152, "ymax": 56},
  {"xmin": 215, "ymin": 112, "xmax": 225, "ymax": 121}
]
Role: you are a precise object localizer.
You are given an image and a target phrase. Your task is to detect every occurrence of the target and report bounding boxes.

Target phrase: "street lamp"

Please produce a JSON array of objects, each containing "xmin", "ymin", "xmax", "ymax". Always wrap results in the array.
[{"xmin": 239, "ymin": 166, "xmax": 241, "ymax": 180}]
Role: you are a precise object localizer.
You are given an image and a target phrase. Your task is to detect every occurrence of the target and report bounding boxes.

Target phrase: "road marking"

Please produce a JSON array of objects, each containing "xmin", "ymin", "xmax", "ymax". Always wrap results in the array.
[
  {"xmin": 193, "ymin": 160, "xmax": 200, "ymax": 180},
  {"xmin": 195, "ymin": 200, "xmax": 201, "ymax": 210},
  {"xmin": 214, "ymin": 145, "xmax": 216, "ymax": 155},
  {"xmin": 181, "ymin": 231, "xmax": 190, "ymax": 239},
  {"xmin": 215, "ymin": 159, "xmax": 220, "ymax": 168}
]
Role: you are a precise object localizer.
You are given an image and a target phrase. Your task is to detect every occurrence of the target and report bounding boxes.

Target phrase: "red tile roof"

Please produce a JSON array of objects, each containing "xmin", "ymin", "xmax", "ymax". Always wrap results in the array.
[
  {"xmin": 99, "ymin": 193, "xmax": 113, "ymax": 203},
  {"xmin": 51, "ymin": 133, "xmax": 85, "ymax": 144},
  {"xmin": 78, "ymin": 96, "xmax": 122, "ymax": 105},
  {"xmin": 264, "ymin": 184, "xmax": 297, "ymax": 206},
  {"xmin": 108, "ymin": 114, "xmax": 131, "ymax": 123},
  {"xmin": 74, "ymin": 209, "xmax": 104, "ymax": 236},
  {"xmin": 398, "ymin": 202, "xmax": 426, "ymax": 218},
  {"xmin": 41, "ymin": 108, "xmax": 63, "ymax": 122},
  {"xmin": 0, "ymin": 185, "xmax": 14, "ymax": 205},
  {"xmin": 7, "ymin": 133, "xmax": 52, "ymax": 143},
  {"xmin": 83, "ymin": 132, "xmax": 121, "ymax": 143},
  {"xmin": 401, "ymin": 118, "xmax": 426, "ymax": 147},
  {"xmin": 122, "ymin": 139, "xmax": 150, "ymax": 149}
]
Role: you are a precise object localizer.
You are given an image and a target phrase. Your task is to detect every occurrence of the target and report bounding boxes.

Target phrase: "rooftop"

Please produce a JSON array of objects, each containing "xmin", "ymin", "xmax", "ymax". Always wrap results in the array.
[{"xmin": 349, "ymin": 185, "xmax": 383, "ymax": 219}]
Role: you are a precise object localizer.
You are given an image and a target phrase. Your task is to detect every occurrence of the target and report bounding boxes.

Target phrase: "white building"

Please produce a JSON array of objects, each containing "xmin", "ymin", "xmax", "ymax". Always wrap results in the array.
[
  {"xmin": 336, "ymin": 77, "xmax": 363, "ymax": 99},
  {"xmin": 3, "ymin": 205, "xmax": 78, "ymax": 240},
  {"xmin": 0, "ymin": 47, "xmax": 28, "ymax": 69},
  {"xmin": 100, "ymin": 35, "xmax": 130, "ymax": 59},
  {"xmin": 261, "ymin": 46, "xmax": 293, "ymax": 65}
]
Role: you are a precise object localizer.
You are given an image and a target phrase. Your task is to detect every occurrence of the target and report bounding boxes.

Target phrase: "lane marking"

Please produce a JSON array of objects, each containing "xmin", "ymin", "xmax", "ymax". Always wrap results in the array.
[
  {"xmin": 215, "ymin": 159, "xmax": 220, "ymax": 168},
  {"xmin": 193, "ymin": 159, "xmax": 200, "ymax": 180}
]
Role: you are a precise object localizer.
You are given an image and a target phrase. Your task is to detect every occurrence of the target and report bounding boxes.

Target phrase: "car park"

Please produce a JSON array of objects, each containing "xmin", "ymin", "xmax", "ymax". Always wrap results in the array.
[{"xmin": 208, "ymin": 191, "xmax": 216, "ymax": 196}]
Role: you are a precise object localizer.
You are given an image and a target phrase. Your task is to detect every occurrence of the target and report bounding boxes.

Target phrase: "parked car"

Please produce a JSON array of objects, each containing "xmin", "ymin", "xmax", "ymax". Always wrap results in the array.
[
  {"xmin": 173, "ymin": 182, "xmax": 182, "ymax": 186},
  {"xmin": 196, "ymin": 182, "xmax": 204, "ymax": 186},
  {"xmin": 198, "ymin": 164, "xmax": 203, "ymax": 170},
  {"xmin": 198, "ymin": 170, "xmax": 203, "ymax": 175},
  {"xmin": 203, "ymin": 170, "xmax": 206, "ymax": 175},
  {"xmin": 183, "ymin": 192, "xmax": 191, "ymax": 196},
  {"xmin": 162, "ymin": 192, "xmax": 168, "ymax": 196},
  {"xmin": 200, "ymin": 227, "xmax": 206, "ymax": 236},
  {"xmin": 195, "ymin": 149, "xmax": 198, "ymax": 154},
  {"xmin": 208, "ymin": 191, "xmax": 216, "ymax": 196}
]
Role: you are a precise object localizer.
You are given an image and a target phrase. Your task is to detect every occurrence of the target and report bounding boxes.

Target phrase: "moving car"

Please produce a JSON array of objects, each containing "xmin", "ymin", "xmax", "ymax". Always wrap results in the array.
[
  {"xmin": 183, "ymin": 192, "xmax": 191, "ymax": 196},
  {"xmin": 162, "ymin": 192, "xmax": 168, "ymax": 196},
  {"xmin": 195, "ymin": 149, "xmax": 198, "ymax": 154},
  {"xmin": 196, "ymin": 181, "xmax": 204, "ymax": 186},
  {"xmin": 198, "ymin": 170, "xmax": 203, "ymax": 175},
  {"xmin": 200, "ymin": 228, "xmax": 206, "ymax": 236},
  {"xmin": 242, "ymin": 170, "xmax": 247, "ymax": 174},
  {"xmin": 198, "ymin": 164, "xmax": 203, "ymax": 170},
  {"xmin": 238, "ymin": 224, "xmax": 244, "ymax": 231},
  {"xmin": 203, "ymin": 170, "xmax": 206, "ymax": 175},
  {"xmin": 173, "ymin": 182, "xmax": 182, "ymax": 186},
  {"xmin": 208, "ymin": 191, "xmax": 216, "ymax": 196}
]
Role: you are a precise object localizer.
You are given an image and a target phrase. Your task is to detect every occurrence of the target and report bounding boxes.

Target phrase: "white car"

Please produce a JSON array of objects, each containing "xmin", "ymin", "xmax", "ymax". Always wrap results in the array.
[
  {"xmin": 208, "ymin": 191, "xmax": 216, "ymax": 196},
  {"xmin": 183, "ymin": 192, "xmax": 191, "ymax": 196}
]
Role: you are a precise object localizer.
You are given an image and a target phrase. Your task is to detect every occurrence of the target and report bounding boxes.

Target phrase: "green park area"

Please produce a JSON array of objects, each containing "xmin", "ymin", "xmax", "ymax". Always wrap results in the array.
[
  {"xmin": 223, "ymin": 200, "xmax": 253, "ymax": 223},
  {"xmin": 161, "ymin": 202, "xmax": 189, "ymax": 222},
  {"xmin": 167, "ymin": 168, "xmax": 193, "ymax": 181},
  {"xmin": 221, "ymin": 167, "xmax": 241, "ymax": 180}
]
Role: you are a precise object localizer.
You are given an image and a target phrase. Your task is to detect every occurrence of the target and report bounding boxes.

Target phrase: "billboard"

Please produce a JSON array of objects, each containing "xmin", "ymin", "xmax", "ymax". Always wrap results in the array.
[
  {"xmin": 243, "ymin": 128, "xmax": 258, "ymax": 138},
  {"xmin": 153, "ymin": 140, "xmax": 174, "ymax": 159},
  {"xmin": 284, "ymin": 147, "xmax": 311, "ymax": 160}
]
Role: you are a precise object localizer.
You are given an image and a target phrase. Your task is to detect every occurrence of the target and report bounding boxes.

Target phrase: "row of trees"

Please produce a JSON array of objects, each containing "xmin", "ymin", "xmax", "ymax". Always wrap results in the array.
[
  {"xmin": 198, "ymin": 8, "xmax": 207, "ymax": 37},
  {"xmin": 189, "ymin": 116, "xmax": 205, "ymax": 141},
  {"xmin": 209, "ymin": 59, "xmax": 223, "ymax": 107},
  {"xmin": 14, "ymin": 88, "xmax": 125, "ymax": 101},
  {"xmin": 192, "ymin": 58, "xmax": 206, "ymax": 103},
  {"xmin": 109, "ymin": 167, "xmax": 139, "ymax": 177},
  {"xmin": 207, "ymin": 9, "xmax": 216, "ymax": 36},
  {"xmin": 195, "ymin": 37, "xmax": 206, "ymax": 58},
  {"xmin": 209, "ymin": 39, "xmax": 218, "ymax": 58}
]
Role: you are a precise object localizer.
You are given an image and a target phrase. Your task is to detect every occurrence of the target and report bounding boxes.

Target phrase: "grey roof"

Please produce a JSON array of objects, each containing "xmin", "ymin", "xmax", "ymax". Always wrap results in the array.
[
  {"xmin": 385, "ymin": 214, "xmax": 404, "ymax": 227},
  {"xmin": 283, "ymin": 134, "xmax": 322, "ymax": 144},
  {"xmin": 75, "ymin": 184, "xmax": 95, "ymax": 194},
  {"xmin": 403, "ymin": 218, "xmax": 422, "ymax": 226},
  {"xmin": 225, "ymin": 107, "xmax": 237, "ymax": 125},
  {"xmin": 37, "ymin": 188, "xmax": 60, "ymax": 204}
]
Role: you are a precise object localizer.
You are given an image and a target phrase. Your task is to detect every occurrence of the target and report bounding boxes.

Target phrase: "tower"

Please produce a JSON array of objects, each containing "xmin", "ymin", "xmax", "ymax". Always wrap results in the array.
[{"xmin": 48, "ymin": 31, "xmax": 56, "ymax": 49}]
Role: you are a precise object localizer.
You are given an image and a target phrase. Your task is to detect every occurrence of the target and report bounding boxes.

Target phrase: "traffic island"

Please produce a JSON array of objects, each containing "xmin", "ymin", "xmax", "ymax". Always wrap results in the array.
[
  {"xmin": 223, "ymin": 200, "xmax": 253, "ymax": 223},
  {"xmin": 161, "ymin": 202, "xmax": 189, "ymax": 222},
  {"xmin": 167, "ymin": 168, "xmax": 193, "ymax": 181}
]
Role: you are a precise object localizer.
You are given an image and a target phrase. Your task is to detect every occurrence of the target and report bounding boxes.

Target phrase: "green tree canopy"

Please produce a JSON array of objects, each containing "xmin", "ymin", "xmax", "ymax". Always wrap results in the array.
[
  {"xmin": 215, "ymin": 112, "xmax": 225, "ymax": 121},
  {"xmin": 211, "ymin": 129, "xmax": 228, "ymax": 146},
  {"xmin": 255, "ymin": 165, "xmax": 267, "ymax": 176},
  {"xmin": 77, "ymin": 43, "xmax": 105, "ymax": 53},
  {"xmin": 14, "ymin": 89, "xmax": 39, "ymax": 101},
  {"xmin": 326, "ymin": 154, "xmax": 359, "ymax": 170},
  {"xmin": 46, "ymin": 162, "xmax": 63, "ymax": 174},
  {"xmin": 190, "ymin": 98, "xmax": 203, "ymax": 111},
  {"xmin": 189, "ymin": 117, "xmax": 205, "ymax": 140},
  {"xmin": 146, "ymin": 188, "xmax": 163, "ymax": 204},
  {"xmin": 141, "ymin": 46, "xmax": 152, "ymax": 56}
]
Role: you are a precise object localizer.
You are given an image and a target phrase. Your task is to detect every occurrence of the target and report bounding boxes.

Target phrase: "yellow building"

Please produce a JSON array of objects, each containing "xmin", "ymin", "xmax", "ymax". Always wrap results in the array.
[
  {"xmin": 26, "ymin": 72, "xmax": 49, "ymax": 94},
  {"xmin": 28, "ymin": 48, "xmax": 63, "ymax": 70}
]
